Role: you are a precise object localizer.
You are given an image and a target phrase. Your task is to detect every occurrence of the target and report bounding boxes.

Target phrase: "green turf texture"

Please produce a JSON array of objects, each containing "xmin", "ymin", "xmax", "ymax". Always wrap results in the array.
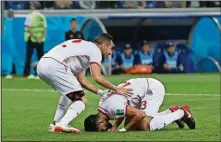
[{"xmin": 2, "ymin": 74, "xmax": 221, "ymax": 141}]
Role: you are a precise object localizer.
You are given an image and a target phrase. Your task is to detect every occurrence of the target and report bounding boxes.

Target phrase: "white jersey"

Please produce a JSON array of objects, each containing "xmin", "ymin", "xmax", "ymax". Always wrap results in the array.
[
  {"xmin": 118, "ymin": 78, "xmax": 149, "ymax": 108},
  {"xmin": 98, "ymin": 94, "xmax": 128, "ymax": 120},
  {"xmin": 43, "ymin": 39, "xmax": 102, "ymax": 73},
  {"xmin": 98, "ymin": 78, "xmax": 165, "ymax": 119},
  {"xmin": 98, "ymin": 78, "xmax": 149, "ymax": 119}
]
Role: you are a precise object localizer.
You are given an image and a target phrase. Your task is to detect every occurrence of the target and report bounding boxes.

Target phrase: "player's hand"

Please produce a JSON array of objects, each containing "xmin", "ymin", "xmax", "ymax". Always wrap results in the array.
[
  {"xmin": 119, "ymin": 128, "xmax": 127, "ymax": 132},
  {"xmin": 110, "ymin": 127, "xmax": 117, "ymax": 132},
  {"xmin": 36, "ymin": 39, "xmax": 42, "ymax": 43},
  {"xmin": 115, "ymin": 87, "xmax": 133, "ymax": 96}
]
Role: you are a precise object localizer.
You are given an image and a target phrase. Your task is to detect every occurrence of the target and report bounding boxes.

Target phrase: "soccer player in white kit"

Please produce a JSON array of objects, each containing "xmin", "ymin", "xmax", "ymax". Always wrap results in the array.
[
  {"xmin": 84, "ymin": 78, "xmax": 195, "ymax": 132},
  {"xmin": 37, "ymin": 33, "xmax": 132, "ymax": 133}
]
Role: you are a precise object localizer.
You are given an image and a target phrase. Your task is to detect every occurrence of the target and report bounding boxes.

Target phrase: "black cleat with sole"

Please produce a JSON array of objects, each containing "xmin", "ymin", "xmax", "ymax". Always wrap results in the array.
[
  {"xmin": 169, "ymin": 105, "xmax": 185, "ymax": 129},
  {"xmin": 182, "ymin": 116, "xmax": 195, "ymax": 129},
  {"xmin": 180, "ymin": 105, "xmax": 196, "ymax": 129},
  {"xmin": 174, "ymin": 119, "xmax": 185, "ymax": 129}
]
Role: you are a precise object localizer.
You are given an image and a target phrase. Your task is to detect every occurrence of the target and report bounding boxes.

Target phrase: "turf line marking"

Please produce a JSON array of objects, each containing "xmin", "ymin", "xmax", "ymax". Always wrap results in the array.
[{"xmin": 1, "ymin": 88, "xmax": 220, "ymax": 96}]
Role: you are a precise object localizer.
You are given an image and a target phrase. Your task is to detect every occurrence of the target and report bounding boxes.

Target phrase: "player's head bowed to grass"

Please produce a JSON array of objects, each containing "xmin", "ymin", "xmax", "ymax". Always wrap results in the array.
[
  {"xmin": 84, "ymin": 102, "xmax": 195, "ymax": 132},
  {"xmin": 84, "ymin": 78, "xmax": 195, "ymax": 132}
]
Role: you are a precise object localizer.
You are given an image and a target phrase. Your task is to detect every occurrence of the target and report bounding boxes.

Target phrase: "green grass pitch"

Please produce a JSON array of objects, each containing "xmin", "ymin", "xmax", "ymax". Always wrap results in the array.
[{"xmin": 1, "ymin": 74, "xmax": 221, "ymax": 141}]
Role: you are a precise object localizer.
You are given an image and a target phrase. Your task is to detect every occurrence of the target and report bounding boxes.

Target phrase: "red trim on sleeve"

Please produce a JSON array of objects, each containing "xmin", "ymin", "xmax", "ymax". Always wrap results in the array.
[
  {"xmin": 98, "ymin": 107, "xmax": 110, "ymax": 119},
  {"xmin": 90, "ymin": 62, "xmax": 100, "ymax": 67}
]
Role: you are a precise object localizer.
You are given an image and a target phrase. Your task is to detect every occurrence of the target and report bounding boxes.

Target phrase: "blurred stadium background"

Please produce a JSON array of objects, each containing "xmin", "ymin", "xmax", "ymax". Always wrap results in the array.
[
  {"xmin": 1, "ymin": 0, "xmax": 221, "ymax": 77},
  {"xmin": 1, "ymin": 0, "xmax": 221, "ymax": 141}
]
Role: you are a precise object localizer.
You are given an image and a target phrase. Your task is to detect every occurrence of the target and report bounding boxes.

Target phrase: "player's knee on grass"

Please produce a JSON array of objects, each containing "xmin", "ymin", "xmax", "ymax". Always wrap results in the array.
[
  {"xmin": 124, "ymin": 116, "xmax": 136, "ymax": 130},
  {"xmin": 149, "ymin": 116, "xmax": 164, "ymax": 131}
]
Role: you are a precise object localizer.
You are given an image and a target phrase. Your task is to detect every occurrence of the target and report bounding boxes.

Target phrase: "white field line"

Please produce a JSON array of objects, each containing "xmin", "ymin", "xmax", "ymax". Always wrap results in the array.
[{"xmin": 0, "ymin": 88, "xmax": 220, "ymax": 96}]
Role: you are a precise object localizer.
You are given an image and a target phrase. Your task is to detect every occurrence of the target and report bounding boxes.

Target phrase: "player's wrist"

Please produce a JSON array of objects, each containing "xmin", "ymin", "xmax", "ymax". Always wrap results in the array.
[
  {"xmin": 97, "ymin": 89, "xmax": 104, "ymax": 96},
  {"xmin": 113, "ymin": 86, "xmax": 118, "ymax": 92}
]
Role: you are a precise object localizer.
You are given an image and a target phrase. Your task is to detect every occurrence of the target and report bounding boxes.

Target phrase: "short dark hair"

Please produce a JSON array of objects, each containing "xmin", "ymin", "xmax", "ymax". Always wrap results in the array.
[
  {"xmin": 141, "ymin": 40, "xmax": 149, "ymax": 46},
  {"xmin": 84, "ymin": 114, "xmax": 99, "ymax": 132},
  {"xmin": 93, "ymin": 33, "xmax": 113, "ymax": 45},
  {"xmin": 71, "ymin": 18, "xmax": 77, "ymax": 22}
]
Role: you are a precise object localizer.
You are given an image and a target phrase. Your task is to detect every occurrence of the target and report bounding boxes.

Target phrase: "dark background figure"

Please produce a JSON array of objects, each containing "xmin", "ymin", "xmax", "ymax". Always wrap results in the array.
[
  {"xmin": 136, "ymin": 40, "xmax": 153, "ymax": 68},
  {"xmin": 159, "ymin": 42, "xmax": 184, "ymax": 73},
  {"xmin": 115, "ymin": 43, "xmax": 138, "ymax": 73},
  {"xmin": 65, "ymin": 18, "xmax": 84, "ymax": 41}
]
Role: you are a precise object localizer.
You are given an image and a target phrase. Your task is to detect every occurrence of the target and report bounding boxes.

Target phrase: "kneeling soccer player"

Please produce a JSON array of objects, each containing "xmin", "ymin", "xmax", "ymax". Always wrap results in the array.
[
  {"xmin": 100, "ymin": 78, "xmax": 185, "ymax": 128},
  {"xmin": 84, "ymin": 94, "xmax": 195, "ymax": 132}
]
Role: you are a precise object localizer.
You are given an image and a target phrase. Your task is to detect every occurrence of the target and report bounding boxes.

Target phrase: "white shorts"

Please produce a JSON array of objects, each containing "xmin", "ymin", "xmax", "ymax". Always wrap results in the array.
[
  {"xmin": 140, "ymin": 78, "xmax": 165, "ymax": 117},
  {"xmin": 37, "ymin": 57, "xmax": 83, "ymax": 96}
]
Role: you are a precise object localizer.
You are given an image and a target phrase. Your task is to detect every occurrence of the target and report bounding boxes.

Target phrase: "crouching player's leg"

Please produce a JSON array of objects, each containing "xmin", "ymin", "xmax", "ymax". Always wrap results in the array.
[
  {"xmin": 37, "ymin": 58, "xmax": 87, "ymax": 133},
  {"xmin": 54, "ymin": 91, "xmax": 86, "ymax": 133},
  {"xmin": 128, "ymin": 105, "xmax": 195, "ymax": 131},
  {"xmin": 49, "ymin": 95, "xmax": 71, "ymax": 132}
]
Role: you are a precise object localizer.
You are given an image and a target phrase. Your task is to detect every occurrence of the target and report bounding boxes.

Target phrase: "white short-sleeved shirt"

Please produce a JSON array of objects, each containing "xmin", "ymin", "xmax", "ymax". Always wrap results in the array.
[
  {"xmin": 118, "ymin": 78, "xmax": 149, "ymax": 108},
  {"xmin": 43, "ymin": 39, "xmax": 102, "ymax": 73},
  {"xmin": 98, "ymin": 78, "xmax": 165, "ymax": 119},
  {"xmin": 98, "ymin": 94, "xmax": 128, "ymax": 120}
]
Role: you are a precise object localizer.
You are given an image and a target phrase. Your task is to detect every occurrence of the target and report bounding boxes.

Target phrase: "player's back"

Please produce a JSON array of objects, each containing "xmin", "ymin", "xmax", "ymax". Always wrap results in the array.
[
  {"xmin": 99, "ymin": 78, "xmax": 148, "ymax": 109},
  {"xmin": 118, "ymin": 78, "xmax": 149, "ymax": 108},
  {"xmin": 43, "ymin": 39, "xmax": 100, "ymax": 63},
  {"xmin": 43, "ymin": 39, "xmax": 102, "ymax": 73},
  {"xmin": 120, "ymin": 78, "xmax": 148, "ymax": 97}
]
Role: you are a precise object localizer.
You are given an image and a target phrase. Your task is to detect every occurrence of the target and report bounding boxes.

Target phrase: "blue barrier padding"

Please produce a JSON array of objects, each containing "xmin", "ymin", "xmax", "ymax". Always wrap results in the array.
[
  {"xmin": 2, "ymin": 16, "xmax": 87, "ymax": 75},
  {"xmin": 191, "ymin": 17, "xmax": 221, "ymax": 72}
]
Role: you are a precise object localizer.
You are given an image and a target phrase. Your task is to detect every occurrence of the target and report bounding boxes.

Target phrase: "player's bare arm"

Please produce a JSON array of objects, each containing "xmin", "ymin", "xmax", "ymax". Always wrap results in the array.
[
  {"xmin": 90, "ymin": 63, "xmax": 132, "ymax": 96},
  {"xmin": 111, "ymin": 117, "xmax": 124, "ymax": 132},
  {"xmin": 124, "ymin": 115, "xmax": 152, "ymax": 131},
  {"xmin": 121, "ymin": 106, "xmax": 146, "ymax": 131},
  {"xmin": 75, "ymin": 71, "xmax": 105, "ymax": 96}
]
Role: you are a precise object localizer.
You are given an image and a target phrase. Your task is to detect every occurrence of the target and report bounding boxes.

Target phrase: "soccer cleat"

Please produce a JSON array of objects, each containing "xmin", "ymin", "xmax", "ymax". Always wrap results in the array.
[
  {"xmin": 169, "ymin": 105, "xmax": 179, "ymax": 112},
  {"xmin": 180, "ymin": 105, "xmax": 196, "ymax": 129},
  {"xmin": 35, "ymin": 76, "xmax": 40, "ymax": 80},
  {"xmin": 49, "ymin": 123, "xmax": 55, "ymax": 132},
  {"xmin": 169, "ymin": 105, "xmax": 185, "ymax": 129},
  {"xmin": 5, "ymin": 75, "xmax": 13, "ymax": 79},
  {"xmin": 27, "ymin": 74, "xmax": 36, "ymax": 79},
  {"xmin": 54, "ymin": 123, "xmax": 81, "ymax": 134}
]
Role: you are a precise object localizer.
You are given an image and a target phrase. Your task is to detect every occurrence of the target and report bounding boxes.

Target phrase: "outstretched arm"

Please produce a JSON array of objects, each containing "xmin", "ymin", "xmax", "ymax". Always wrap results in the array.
[
  {"xmin": 119, "ymin": 106, "xmax": 145, "ymax": 131},
  {"xmin": 90, "ymin": 63, "xmax": 132, "ymax": 96},
  {"xmin": 111, "ymin": 117, "xmax": 125, "ymax": 132},
  {"xmin": 75, "ymin": 71, "xmax": 104, "ymax": 96}
]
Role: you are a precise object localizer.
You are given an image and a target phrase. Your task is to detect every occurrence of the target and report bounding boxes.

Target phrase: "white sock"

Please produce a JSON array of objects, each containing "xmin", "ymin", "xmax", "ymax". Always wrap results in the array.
[
  {"xmin": 156, "ymin": 109, "xmax": 172, "ymax": 116},
  {"xmin": 59, "ymin": 101, "xmax": 85, "ymax": 126},
  {"xmin": 150, "ymin": 109, "xmax": 184, "ymax": 131},
  {"xmin": 53, "ymin": 96, "xmax": 71, "ymax": 123}
]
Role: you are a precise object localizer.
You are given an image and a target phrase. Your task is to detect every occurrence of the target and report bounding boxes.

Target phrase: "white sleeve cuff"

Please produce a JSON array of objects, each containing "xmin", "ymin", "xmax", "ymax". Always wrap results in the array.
[{"xmin": 97, "ymin": 89, "xmax": 104, "ymax": 96}]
